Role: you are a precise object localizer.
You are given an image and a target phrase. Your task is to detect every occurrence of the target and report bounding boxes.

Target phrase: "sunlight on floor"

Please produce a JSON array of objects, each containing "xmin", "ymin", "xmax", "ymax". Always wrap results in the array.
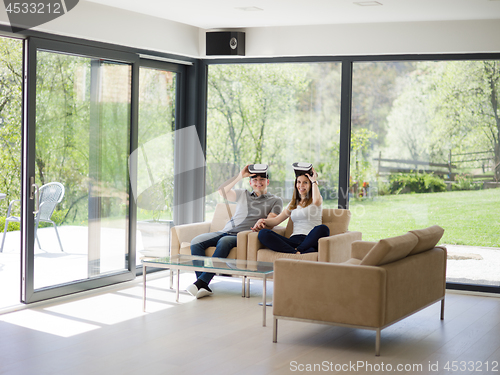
[
  {"xmin": 0, "ymin": 273, "xmax": 198, "ymax": 337},
  {"xmin": 0, "ymin": 309, "xmax": 100, "ymax": 337}
]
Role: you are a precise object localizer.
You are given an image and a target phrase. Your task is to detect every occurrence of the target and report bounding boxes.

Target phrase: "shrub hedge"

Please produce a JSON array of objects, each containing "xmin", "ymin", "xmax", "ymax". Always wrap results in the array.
[{"xmin": 389, "ymin": 172, "xmax": 447, "ymax": 194}]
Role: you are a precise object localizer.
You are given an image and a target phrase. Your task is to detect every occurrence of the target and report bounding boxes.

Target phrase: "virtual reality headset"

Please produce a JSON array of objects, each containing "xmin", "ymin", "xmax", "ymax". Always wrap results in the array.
[
  {"xmin": 248, "ymin": 164, "xmax": 269, "ymax": 179},
  {"xmin": 292, "ymin": 162, "xmax": 313, "ymax": 177}
]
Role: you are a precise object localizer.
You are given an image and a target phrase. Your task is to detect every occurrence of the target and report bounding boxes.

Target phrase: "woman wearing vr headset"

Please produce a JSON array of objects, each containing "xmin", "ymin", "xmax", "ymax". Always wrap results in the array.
[{"xmin": 252, "ymin": 163, "xmax": 330, "ymax": 254}]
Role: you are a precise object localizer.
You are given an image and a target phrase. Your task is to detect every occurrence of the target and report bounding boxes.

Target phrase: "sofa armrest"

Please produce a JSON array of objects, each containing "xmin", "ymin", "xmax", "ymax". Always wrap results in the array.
[
  {"xmin": 237, "ymin": 230, "xmax": 252, "ymax": 260},
  {"xmin": 247, "ymin": 231, "xmax": 261, "ymax": 261},
  {"xmin": 273, "ymin": 259, "xmax": 386, "ymax": 328},
  {"xmin": 318, "ymin": 231, "xmax": 362, "ymax": 263},
  {"xmin": 351, "ymin": 240, "xmax": 377, "ymax": 260},
  {"xmin": 171, "ymin": 222, "xmax": 212, "ymax": 256},
  {"xmin": 382, "ymin": 247, "xmax": 446, "ymax": 324}
]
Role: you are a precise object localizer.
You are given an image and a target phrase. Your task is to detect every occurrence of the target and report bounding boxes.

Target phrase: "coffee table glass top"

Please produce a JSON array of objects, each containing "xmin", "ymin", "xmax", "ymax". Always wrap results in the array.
[{"xmin": 143, "ymin": 254, "xmax": 274, "ymax": 274}]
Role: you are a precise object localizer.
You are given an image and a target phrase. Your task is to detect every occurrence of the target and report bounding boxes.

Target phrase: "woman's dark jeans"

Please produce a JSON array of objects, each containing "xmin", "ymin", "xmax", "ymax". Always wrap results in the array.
[{"xmin": 258, "ymin": 224, "xmax": 330, "ymax": 254}]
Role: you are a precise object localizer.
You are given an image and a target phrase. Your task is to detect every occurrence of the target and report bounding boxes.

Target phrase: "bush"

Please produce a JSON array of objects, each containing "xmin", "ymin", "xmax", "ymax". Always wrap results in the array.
[
  {"xmin": 38, "ymin": 209, "xmax": 69, "ymax": 228},
  {"xmin": 375, "ymin": 180, "xmax": 391, "ymax": 196},
  {"xmin": 0, "ymin": 216, "xmax": 20, "ymax": 232},
  {"xmin": 452, "ymin": 174, "xmax": 482, "ymax": 191},
  {"xmin": 389, "ymin": 172, "xmax": 447, "ymax": 194},
  {"xmin": 0, "ymin": 209, "xmax": 68, "ymax": 232}
]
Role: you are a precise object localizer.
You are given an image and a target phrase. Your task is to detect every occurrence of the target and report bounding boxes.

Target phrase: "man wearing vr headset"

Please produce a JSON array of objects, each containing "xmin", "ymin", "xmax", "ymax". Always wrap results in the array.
[{"xmin": 188, "ymin": 164, "xmax": 282, "ymax": 299}]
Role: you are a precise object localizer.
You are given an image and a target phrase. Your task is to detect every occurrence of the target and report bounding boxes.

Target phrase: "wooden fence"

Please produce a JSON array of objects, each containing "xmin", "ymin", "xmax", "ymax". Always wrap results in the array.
[{"xmin": 374, "ymin": 149, "xmax": 495, "ymax": 181}]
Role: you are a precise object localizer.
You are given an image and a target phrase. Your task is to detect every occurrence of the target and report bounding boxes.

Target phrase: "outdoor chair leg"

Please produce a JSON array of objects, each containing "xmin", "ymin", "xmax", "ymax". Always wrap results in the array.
[
  {"xmin": 52, "ymin": 222, "xmax": 64, "ymax": 252},
  {"xmin": 36, "ymin": 233, "xmax": 42, "ymax": 250},
  {"xmin": 35, "ymin": 220, "xmax": 42, "ymax": 250},
  {"xmin": 0, "ymin": 220, "xmax": 9, "ymax": 253}
]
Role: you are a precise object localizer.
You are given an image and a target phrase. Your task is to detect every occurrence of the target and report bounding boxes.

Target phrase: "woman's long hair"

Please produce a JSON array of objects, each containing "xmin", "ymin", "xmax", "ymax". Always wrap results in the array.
[{"xmin": 288, "ymin": 175, "xmax": 313, "ymax": 210}]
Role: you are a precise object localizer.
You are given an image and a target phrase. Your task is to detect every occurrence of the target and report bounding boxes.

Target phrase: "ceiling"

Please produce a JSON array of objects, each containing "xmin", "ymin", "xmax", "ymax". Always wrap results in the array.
[{"xmin": 85, "ymin": 0, "xmax": 500, "ymax": 29}]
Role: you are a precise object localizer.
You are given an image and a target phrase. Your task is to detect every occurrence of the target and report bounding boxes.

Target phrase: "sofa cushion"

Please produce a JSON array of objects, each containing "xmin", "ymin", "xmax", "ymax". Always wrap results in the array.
[
  {"xmin": 257, "ymin": 249, "xmax": 318, "ymax": 262},
  {"xmin": 408, "ymin": 225, "xmax": 445, "ymax": 255},
  {"xmin": 360, "ymin": 233, "xmax": 418, "ymax": 266},
  {"xmin": 342, "ymin": 258, "xmax": 362, "ymax": 265}
]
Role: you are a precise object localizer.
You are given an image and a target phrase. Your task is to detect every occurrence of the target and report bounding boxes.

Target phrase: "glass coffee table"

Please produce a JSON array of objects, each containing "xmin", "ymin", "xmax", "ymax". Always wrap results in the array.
[{"xmin": 142, "ymin": 255, "xmax": 274, "ymax": 326}]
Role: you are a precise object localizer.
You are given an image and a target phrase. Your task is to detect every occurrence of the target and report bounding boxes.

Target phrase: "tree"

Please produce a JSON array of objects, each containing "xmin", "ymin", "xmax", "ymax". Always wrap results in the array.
[
  {"xmin": 352, "ymin": 61, "xmax": 416, "ymax": 146},
  {"xmin": 430, "ymin": 61, "xmax": 500, "ymax": 180},
  {"xmin": 207, "ymin": 64, "xmax": 310, "ymax": 180},
  {"xmin": 385, "ymin": 63, "xmax": 441, "ymax": 161},
  {"xmin": 0, "ymin": 37, "xmax": 22, "ymax": 210}
]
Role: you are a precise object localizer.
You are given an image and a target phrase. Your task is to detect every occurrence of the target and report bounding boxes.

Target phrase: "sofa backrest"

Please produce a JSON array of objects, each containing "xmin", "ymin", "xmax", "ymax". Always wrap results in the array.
[
  {"xmin": 284, "ymin": 208, "xmax": 351, "ymax": 238},
  {"xmin": 210, "ymin": 203, "xmax": 237, "ymax": 232},
  {"xmin": 408, "ymin": 225, "xmax": 445, "ymax": 255},
  {"xmin": 360, "ymin": 232, "xmax": 418, "ymax": 266}
]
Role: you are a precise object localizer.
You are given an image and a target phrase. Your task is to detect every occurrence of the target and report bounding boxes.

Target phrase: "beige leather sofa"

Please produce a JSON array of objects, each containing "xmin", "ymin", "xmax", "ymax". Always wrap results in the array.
[
  {"xmin": 247, "ymin": 209, "xmax": 362, "ymax": 263},
  {"xmin": 170, "ymin": 203, "xmax": 251, "ymax": 260},
  {"xmin": 169, "ymin": 203, "xmax": 252, "ymax": 287},
  {"xmin": 272, "ymin": 225, "xmax": 446, "ymax": 356}
]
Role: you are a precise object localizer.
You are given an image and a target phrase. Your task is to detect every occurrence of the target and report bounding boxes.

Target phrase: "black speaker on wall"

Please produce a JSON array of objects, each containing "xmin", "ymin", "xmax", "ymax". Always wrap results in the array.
[{"xmin": 206, "ymin": 31, "xmax": 245, "ymax": 56}]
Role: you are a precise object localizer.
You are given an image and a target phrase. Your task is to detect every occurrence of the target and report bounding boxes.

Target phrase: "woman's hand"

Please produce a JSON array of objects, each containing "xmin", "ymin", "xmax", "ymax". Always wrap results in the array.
[
  {"xmin": 307, "ymin": 168, "xmax": 319, "ymax": 184},
  {"xmin": 251, "ymin": 218, "xmax": 266, "ymax": 231},
  {"xmin": 308, "ymin": 168, "xmax": 322, "ymax": 205}
]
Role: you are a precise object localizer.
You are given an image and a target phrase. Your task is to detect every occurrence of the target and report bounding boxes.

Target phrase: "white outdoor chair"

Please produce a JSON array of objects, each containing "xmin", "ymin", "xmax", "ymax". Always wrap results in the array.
[{"xmin": 0, "ymin": 182, "xmax": 65, "ymax": 253}]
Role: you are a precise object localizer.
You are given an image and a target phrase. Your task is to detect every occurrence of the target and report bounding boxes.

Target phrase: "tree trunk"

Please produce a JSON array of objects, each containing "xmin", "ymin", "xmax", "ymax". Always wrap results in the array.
[{"xmin": 486, "ymin": 62, "xmax": 500, "ymax": 181}]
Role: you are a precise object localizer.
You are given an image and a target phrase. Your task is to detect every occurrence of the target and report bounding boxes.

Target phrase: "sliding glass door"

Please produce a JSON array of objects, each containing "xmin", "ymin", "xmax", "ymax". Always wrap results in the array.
[
  {"xmin": 135, "ymin": 61, "xmax": 180, "ymax": 265},
  {"xmin": 22, "ymin": 38, "xmax": 138, "ymax": 303}
]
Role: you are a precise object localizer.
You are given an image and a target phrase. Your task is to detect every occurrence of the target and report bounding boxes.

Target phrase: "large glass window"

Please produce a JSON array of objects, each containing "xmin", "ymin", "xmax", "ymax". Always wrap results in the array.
[
  {"xmin": 206, "ymin": 63, "xmax": 341, "ymax": 219},
  {"xmin": 135, "ymin": 66, "xmax": 176, "ymax": 264},
  {"xmin": 350, "ymin": 60, "xmax": 500, "ymax": 288}
]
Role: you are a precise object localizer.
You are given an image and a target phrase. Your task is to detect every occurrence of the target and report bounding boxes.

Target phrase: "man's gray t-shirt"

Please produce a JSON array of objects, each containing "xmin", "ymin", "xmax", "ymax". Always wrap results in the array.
[{"xmin": 222, "ymin": 189, "xmax": 283, "ymax": 234}]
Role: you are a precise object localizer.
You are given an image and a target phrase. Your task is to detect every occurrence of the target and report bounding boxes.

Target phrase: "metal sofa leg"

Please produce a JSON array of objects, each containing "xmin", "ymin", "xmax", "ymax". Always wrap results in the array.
[
  {"xmin": 273, "ymin": 317, "xmax": 278, "ymax": 343},
  {"xmin": 441, "ymin": 298, "xmax": 445, "ymax": 320},
  {"xmin": 375, "ymin": 329, "xmax": 381, "ymax": 356}
]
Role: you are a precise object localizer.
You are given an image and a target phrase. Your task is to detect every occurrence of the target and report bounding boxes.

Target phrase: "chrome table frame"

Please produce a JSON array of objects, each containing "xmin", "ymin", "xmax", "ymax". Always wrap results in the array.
[{"xmin": 143, "ymin": 255, "xmax": 273, "ymax": 326}]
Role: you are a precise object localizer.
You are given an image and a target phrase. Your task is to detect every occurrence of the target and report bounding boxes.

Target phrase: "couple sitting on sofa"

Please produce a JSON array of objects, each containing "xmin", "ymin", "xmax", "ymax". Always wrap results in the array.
[{"xmin": 186, "ymin": 162, "xmax": 330, "ymax": 299}]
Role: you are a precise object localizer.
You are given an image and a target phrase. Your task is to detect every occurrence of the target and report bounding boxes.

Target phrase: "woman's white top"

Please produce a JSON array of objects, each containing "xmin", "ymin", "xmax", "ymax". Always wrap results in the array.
[{"xmin": 289, "ymin": 203, "xmax": 322, "ymax": 236}]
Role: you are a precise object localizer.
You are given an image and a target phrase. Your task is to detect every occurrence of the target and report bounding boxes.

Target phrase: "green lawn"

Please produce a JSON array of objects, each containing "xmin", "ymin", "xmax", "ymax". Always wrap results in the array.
[{"xmin": 324, "ymin": 189, "xmax": 500, "ymax": 247}]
